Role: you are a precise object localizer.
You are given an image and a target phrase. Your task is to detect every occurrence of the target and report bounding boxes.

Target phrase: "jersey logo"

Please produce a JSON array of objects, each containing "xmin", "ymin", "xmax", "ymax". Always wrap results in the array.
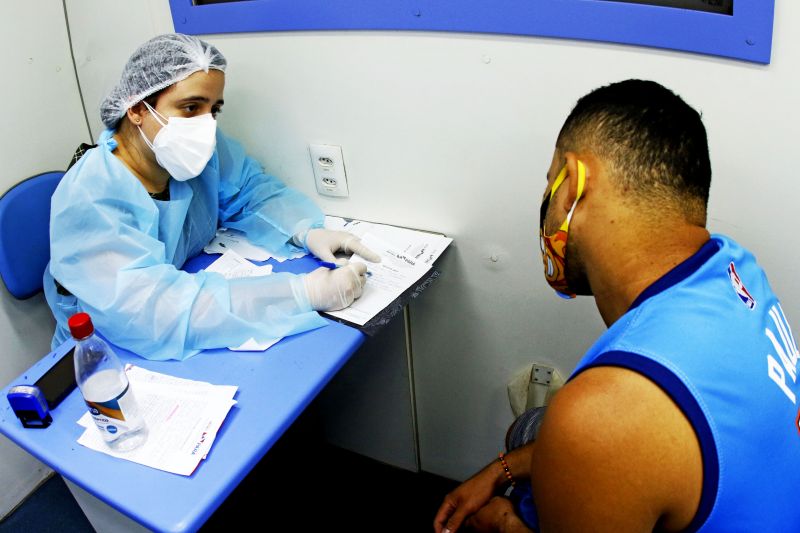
[{"xmin": 728, "ymin": 261, "xmax": 756, "ymax": 310}]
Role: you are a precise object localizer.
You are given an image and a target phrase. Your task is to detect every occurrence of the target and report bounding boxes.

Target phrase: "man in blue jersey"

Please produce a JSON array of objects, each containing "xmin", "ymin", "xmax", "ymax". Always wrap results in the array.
[{"xmin": 434, "ymin": 79, "xmax": 800, "ymax": 532}]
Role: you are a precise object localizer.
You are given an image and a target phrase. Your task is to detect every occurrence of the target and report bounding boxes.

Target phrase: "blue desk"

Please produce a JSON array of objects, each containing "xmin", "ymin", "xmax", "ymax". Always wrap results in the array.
[{"xmin": 0, "ymin": 254, "xmax": 365, "ymax": 532}]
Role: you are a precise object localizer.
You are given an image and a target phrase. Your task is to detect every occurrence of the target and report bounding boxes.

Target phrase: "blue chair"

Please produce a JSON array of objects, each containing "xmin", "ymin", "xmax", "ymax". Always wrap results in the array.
[{"xmin": 0, "ymin": 171, "xmax": 65, "ymax": 299}]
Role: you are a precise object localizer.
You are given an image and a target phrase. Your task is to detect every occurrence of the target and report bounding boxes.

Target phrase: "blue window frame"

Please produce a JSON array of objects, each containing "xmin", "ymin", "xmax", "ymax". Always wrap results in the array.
[{"xmin": 169, "ymin": 0, "xmax": 774, "ymax": 64}]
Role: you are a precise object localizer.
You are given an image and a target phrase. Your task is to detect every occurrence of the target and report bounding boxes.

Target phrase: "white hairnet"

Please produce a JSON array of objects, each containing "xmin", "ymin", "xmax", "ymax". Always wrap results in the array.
[{"xmin": 100, "ymin": 33, "xmax": 227, "ymax": 129}]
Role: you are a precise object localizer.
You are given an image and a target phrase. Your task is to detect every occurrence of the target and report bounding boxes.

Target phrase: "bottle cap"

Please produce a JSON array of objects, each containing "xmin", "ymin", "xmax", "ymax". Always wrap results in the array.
[{"xmin": 68, "ymin": 312, "xmax": 94, "ymax": 340}]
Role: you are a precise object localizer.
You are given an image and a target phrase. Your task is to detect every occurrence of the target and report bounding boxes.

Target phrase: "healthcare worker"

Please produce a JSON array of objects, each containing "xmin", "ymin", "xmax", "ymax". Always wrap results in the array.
[{"xmin": 44, "ymin": 33, "xmax": 379, "ymax": 361}]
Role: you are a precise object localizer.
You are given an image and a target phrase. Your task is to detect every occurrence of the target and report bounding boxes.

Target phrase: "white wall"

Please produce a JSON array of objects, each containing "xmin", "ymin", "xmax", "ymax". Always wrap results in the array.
[
  {"xmin": 0, "ymin": 4, "xmax": 90, "ymax": 518},
  {"xmin": 60, "ymin": 0, "xmax": 800, "ymax": 488}
]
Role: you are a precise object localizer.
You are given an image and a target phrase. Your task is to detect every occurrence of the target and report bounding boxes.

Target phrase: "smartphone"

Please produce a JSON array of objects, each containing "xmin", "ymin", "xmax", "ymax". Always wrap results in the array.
[
  {"xmin": 35, "ymin": 347, "xmax": 77, "ymax": 409},
  {"xmin": 7, "ymin": 347, "xmax": 77, "ymax": 428}
]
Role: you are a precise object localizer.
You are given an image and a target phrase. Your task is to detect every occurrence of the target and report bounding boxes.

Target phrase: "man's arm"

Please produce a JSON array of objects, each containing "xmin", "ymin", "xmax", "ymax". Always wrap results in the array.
[
  {"xmin": 434, "ymin": 442, "xmax": 536, "ymax": 533},
  {"xmin": 465, "ymin": 496, "xmax": 535, "ymax": 533},
  {"xmin": 530, "ymin": 365, "xmax": 703, "ymax": 532}
]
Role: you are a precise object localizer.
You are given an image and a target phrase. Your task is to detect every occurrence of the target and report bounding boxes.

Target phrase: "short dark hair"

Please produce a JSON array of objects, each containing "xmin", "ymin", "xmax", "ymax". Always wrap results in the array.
[{"xmin": 557, "ymin": 79, "xmax": 711, "ymax": 223}]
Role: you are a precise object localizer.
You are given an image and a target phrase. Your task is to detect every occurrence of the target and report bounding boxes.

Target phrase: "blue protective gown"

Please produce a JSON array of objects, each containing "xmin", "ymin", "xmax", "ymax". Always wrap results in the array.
[{"xmin": 44, "ymin": 128, "xmax": 328, "ymax": 360}]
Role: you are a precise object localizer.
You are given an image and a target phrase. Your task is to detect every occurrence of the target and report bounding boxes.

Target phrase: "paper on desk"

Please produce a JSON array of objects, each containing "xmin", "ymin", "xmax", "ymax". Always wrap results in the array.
[
  {"xmin": 204, "ymin": 228, "xmax": 269, "ymax": 261},
  {"xmin": 205, "ymin": 217, "xmax": 452, "ymax": 326},
  {"xmin": 124, "ymin": 365, "xmax": 238, "ymax": 398},
  {"xmin": 205, "ymin": 249, "xmax": 273, "ymax": 279},
  {"xmin": 326, "ymin": 229, "xmax": 452, "ymax": 326},
  {"xmin": 76, "ymin": 365, "xmax": 237, "ymax": 476},
  {"xmin": 204, "ymin": 228, "xmax": 305, "ymax": 262},
  {"xmin": 323, "ymin": 215, "xmax": 348, "ymax": 231},
  {"xmin": 229, "ymin": 337, "xmax": 280, "ymax": 352},
  {"xmin": 324, "ymin": 216, "xmax": 452, "ymax": 269},
  {"xmin": 204, "ymin": 251, "xmax": 281, "ymax": 351}
]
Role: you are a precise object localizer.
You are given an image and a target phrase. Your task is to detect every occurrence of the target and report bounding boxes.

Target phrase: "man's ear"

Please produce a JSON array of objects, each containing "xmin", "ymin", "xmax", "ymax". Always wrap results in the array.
[{"xmin": 562, "ymin": 151, "xmax": 589, "ymax": 207}]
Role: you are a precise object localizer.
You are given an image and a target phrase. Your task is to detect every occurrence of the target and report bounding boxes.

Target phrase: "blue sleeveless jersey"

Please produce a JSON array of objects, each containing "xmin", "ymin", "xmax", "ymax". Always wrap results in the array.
[{"xmin": 566, "ymin": 234, "xmax": 800, "ymax": 532}]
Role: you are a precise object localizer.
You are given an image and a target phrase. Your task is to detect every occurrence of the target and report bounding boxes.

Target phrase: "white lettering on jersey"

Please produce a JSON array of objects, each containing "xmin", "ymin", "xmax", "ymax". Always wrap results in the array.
[
  {"xmin": 766, "ymin": 303, "xmax": 798, "ymax": 404},
  {"xmin": 768, "ymin": 356, "xmax": 796, "ymax": 404}
]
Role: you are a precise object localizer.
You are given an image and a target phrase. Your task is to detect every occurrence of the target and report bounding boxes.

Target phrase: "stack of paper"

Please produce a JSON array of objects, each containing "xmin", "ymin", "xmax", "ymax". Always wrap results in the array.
[
  {"xmin": 76, "ymin": 366, "xmax": 237, "ymax": 476},
  {"xmin": 205, "ymin": 249, "xmax": 273, "ymax": 279},
  {"xmin": 323, "ymin": 216, "xmax": 453, "ymax": 326},
  {"xmin": 204, "ymin": 228, "xmax": 305, "ymax": 262},
  {"xmin": 202, "ymin": 217, "xmax": 452, "ymax": 328}
]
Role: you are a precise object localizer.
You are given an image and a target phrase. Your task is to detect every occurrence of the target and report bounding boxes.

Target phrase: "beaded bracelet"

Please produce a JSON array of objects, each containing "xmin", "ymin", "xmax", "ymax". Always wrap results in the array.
[{"xmin": 498, "ymin": 452, "xmax": 515, "ymax": 487}]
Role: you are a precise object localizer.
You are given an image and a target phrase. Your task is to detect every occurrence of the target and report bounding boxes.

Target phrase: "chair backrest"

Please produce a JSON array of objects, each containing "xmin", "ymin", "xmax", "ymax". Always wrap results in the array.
[{"xmin": 0, "ymin": 171, "xmax": 65, "ymax": 299}]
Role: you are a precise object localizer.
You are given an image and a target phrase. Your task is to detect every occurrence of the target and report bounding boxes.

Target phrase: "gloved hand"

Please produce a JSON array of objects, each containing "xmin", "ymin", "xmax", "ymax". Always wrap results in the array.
[
  {"xmin": 303, "ymin": 263, "xmax": 368, "ymax": 311},
  {"xmin": 304, "ymin": 228, "xmax": 381, "ymax": 266}
]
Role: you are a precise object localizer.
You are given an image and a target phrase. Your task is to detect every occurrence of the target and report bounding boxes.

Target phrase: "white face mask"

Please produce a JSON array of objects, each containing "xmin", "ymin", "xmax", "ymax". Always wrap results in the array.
[{"xmin": 138, "ymin": 101, "xmax": 217, "ymax": 181}]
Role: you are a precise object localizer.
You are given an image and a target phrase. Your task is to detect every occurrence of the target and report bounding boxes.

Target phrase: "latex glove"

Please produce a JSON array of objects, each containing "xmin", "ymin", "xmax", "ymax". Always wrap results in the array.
[
  {"xmin": 304, "ymin": 228, "xmax": 381, "ymax": 266},
  {"xmin": 303, "ymin": 263, "xmax": 368, "ymax": 311}
]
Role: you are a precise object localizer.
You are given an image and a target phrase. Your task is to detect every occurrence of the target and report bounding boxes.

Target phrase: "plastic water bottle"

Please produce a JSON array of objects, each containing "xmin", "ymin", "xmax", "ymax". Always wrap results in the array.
[{"xmin": 69, "ymin": 312, "xmax": 147, "ymax": 452}]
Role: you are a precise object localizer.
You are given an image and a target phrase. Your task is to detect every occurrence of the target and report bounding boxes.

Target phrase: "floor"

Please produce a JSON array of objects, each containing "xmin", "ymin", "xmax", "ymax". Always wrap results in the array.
[{"xmin": 0, "ymin": 405, "xmax": 460, "ymax": 532}]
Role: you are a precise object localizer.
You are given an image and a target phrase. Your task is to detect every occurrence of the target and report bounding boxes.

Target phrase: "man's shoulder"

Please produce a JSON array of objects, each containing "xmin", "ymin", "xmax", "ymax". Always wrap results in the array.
[
  {"xmin": 544, "ymin": 365, "xmax": 690, "ymax": 444},
  {"xmin": 530, "ymin": 364, "xmax": 703, "ymax": 531}
]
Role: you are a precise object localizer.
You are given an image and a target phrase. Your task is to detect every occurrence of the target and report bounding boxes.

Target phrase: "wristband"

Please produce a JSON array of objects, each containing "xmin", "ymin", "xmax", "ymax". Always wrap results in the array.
[{"xmin": 498, "ymin": 452, "xmax": 516, "ymax": 487}]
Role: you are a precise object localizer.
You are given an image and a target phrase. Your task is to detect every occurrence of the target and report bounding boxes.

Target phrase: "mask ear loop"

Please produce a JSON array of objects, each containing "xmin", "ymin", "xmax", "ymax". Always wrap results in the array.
[
  {"xmin": 142, "ymin": 100, "xmax": 169, "ymax": 127},
  {"xmin": 548, "ymin": 166, "xmax": 568, "ymax": 202},
  {"xmin": 137, "ymin": 100, "xmax": 168, "ymax": 151},
  {"xmin": 559, "ymin": 161, "xmax": 587, "ymax": 232}
]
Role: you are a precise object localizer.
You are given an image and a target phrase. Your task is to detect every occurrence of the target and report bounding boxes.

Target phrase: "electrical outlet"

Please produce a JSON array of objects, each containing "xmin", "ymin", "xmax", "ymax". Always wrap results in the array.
[
  {"xmin": 526, "ymin": 363, "xmax": 564, "ymax": 410},
  {"xmin": 309, "ymin": 144, "xmax": 349, "ymax": 197},
  {"xmin": 531, "ymin": 364, "xmax": 554, "ymax": 386}
]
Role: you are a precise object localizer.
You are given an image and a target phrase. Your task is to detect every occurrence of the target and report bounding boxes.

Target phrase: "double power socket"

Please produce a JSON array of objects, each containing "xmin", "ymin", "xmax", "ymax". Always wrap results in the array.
[{"xmin": 309, "ymin": 144, "xmax": 349, "ymax": 197}]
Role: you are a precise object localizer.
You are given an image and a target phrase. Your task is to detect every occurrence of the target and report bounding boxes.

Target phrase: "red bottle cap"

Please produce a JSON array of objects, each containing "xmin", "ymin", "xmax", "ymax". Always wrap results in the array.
[{"xmin": 68, "ymin": 312, "xmax": 94, "ymax": 340}]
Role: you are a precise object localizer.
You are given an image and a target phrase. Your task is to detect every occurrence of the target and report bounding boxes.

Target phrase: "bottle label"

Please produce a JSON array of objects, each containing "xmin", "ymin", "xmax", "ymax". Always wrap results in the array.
[{"xmin": 85, "ymin": 384, "xmax": 141, "ymax": 439}]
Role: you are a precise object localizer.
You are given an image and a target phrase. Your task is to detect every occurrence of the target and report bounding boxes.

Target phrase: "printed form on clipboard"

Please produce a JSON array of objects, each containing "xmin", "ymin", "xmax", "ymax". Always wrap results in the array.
[{"xmin": 323, "ymin": 216, "xmax": 452, "ymax": 326}]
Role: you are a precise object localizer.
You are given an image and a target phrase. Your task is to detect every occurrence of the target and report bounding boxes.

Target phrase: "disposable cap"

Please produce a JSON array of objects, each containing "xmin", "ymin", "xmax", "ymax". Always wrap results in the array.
[
  {"xmin": 68, "ymin": 312, "xmax": 94, "ymax": 340},
  {"xmin": 100, "ymin": 33, "xmax": 227, "ymax": 129}
]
